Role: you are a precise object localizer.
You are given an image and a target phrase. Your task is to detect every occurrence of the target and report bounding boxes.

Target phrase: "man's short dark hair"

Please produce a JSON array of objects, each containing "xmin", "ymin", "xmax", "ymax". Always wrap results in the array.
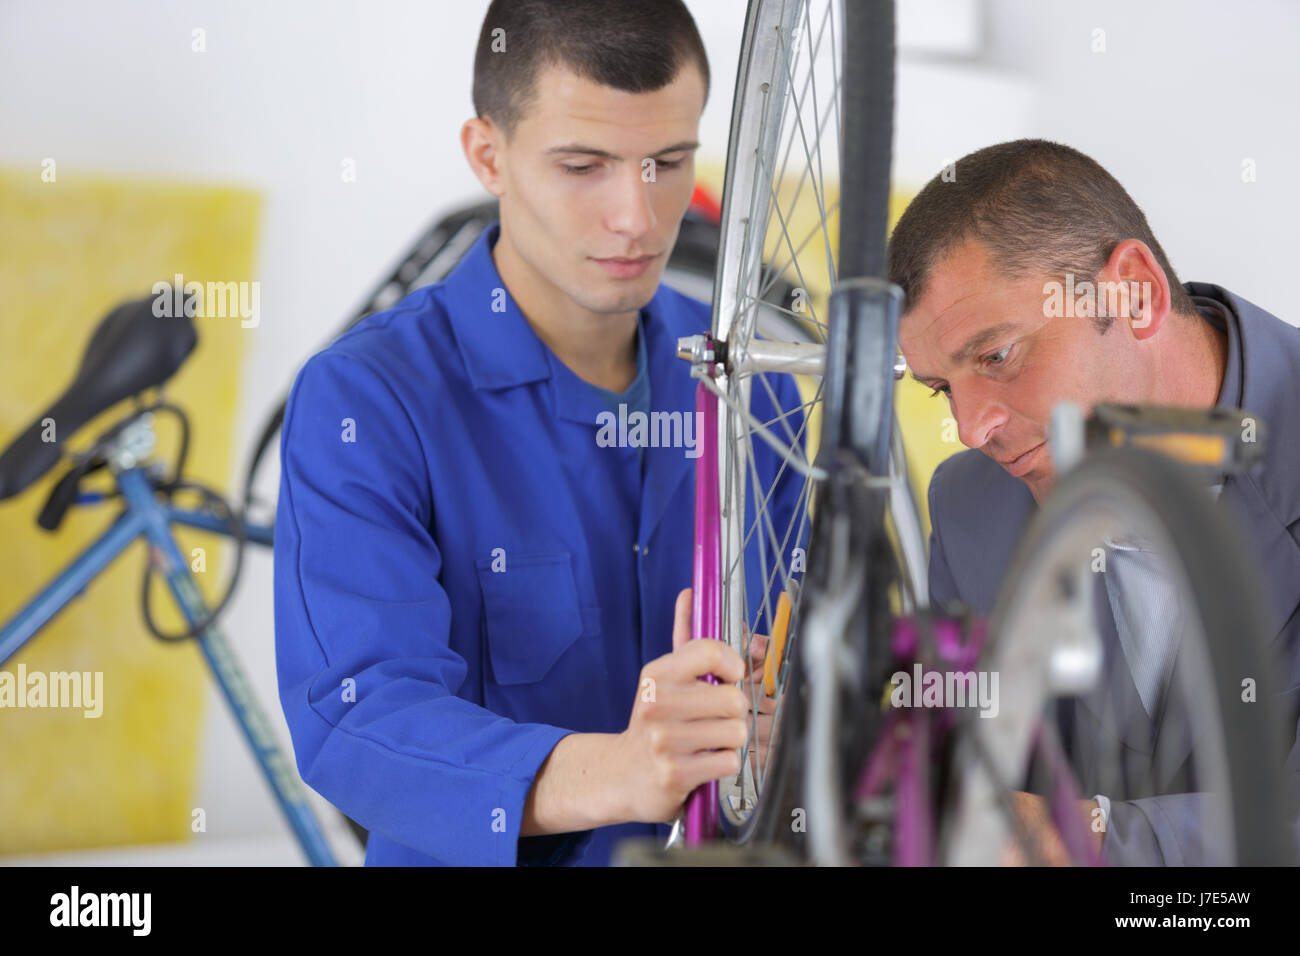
[
  {"xmin": 473, "ymin": 0, "xmax": 710, "ymax": 140},
  {"xmin": 888, "ymin": 139, "xmax": 1198, "ymax": 330}
]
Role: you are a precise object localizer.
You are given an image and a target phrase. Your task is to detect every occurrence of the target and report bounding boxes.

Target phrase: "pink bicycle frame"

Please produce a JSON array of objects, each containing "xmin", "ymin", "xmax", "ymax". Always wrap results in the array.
[{"xmin": 686, "ymin": 376, "xmax": 722, "ymax": 844}]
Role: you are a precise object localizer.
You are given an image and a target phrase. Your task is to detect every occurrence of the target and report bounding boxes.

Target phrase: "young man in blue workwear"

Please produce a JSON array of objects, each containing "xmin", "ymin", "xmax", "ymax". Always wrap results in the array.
[{"xmin": 273, "ymin": 0, "xmax": 804, "ymax": 865}]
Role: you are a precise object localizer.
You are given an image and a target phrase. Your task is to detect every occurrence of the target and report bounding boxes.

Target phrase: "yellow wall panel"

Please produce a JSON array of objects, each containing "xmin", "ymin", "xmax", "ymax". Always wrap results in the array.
[{"xmin": 0, "ymin": 168, "xmax": 260, "ymax": 854}]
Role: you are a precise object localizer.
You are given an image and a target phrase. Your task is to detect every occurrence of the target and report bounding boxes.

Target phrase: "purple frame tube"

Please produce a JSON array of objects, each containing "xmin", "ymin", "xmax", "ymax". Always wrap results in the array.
[{"xmin": 685, "ymin": 378, "xmax": 722, "ymax": 845}]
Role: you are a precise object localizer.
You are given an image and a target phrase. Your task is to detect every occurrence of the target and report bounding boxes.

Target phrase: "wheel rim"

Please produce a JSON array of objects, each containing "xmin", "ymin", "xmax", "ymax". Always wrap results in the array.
[{"xmin": 706, "ymin": 0, "xmax": 848, "ymax": 842}]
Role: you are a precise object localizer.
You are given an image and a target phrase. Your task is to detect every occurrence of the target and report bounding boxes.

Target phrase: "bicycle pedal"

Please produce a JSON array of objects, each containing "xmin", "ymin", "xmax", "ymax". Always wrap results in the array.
[{"xmin": 1085, "ymin": 403, "xmax": 1264, "ymax": 477}]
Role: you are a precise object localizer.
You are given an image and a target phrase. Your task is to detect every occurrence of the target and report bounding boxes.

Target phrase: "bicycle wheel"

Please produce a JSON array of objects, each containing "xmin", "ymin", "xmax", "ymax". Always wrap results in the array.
[
  {"xmin": 939, "ymin": 447, "xmax": 1293, "ymax": 865},
  {"xmin": 690, "ymin": 0, "xmax": 906, "ymax": 852}
]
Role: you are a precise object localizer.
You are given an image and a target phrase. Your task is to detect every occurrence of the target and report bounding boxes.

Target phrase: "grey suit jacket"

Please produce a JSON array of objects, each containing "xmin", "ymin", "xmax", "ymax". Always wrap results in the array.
[{"xmin": 926, "ymin": 282, "xmax": 1300, "ymax": 864}]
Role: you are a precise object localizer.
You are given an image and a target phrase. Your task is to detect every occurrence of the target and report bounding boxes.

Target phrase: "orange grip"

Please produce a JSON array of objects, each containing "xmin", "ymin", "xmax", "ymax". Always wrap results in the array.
[{"xmin": 762, "ymin": 591, "xmax": 792, "ymax": 697}]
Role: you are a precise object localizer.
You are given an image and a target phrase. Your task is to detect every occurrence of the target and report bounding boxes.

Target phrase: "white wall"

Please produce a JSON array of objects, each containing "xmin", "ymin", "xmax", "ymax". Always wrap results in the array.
[
  {"xmin": 980, "ymin": 0, "xmax": 1300, "ymax": 319},
  {"xmin": 1, "ymin": 0, "xmax": 1294, "ymax": 853}
]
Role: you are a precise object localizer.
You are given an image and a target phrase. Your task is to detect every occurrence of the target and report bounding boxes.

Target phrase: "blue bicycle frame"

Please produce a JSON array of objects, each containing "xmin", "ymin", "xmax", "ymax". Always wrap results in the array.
[{"xmin": 0, "ymin": 466, "xmax": 338, "ymax": 866}]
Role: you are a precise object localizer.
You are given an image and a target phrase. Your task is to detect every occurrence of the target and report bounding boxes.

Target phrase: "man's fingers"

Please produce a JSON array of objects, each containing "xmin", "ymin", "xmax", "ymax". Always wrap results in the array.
[
  {"xmin": 666, "ymin": 590, "xmax": 763, "ymax": 685},
  {"xmin": 672, "ymin": 588, "xmax": 693, "ymax": 653},
  {"xmin": 1002, "ymin": 791, "xmax": 1072, "ymax": 866},
  {"xmin": 655, "ymin": 681, "xmax": 747, "ymax": 721},
  {"xmin": 676, "ymin": 748, "xmax": 745, "ymax": 793},
  {"xmin": 673, "ymin": 634, "xmax": 745, "ymax": 683},
  {"xmin": 650, "ymin": 717, "xmax": 749, "ymax": 757}
]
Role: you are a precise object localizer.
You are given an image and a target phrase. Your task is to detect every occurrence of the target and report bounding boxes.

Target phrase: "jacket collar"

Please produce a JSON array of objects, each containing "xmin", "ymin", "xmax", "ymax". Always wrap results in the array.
[
  {"xmin": 1195, "ymin": 283, "xmax": 1300, "ymax": 525},
  {"xmin": 442, "ymin": 221, "xmax": 553, "ymax": 391},
  {"xmin": 1192, "ymin": 289, "xmax": 1243, "ymax": 411},
  {"xmin": 1188, "ymin": 282, "xmax": 1300, "ymax": 643},
  {"xmin": 441, "ymin": 219, "xmax": 700, "ymax": 544},
  {"xmin": 443, "ymin": 221, "xmax": 688, "ymax": 409}
]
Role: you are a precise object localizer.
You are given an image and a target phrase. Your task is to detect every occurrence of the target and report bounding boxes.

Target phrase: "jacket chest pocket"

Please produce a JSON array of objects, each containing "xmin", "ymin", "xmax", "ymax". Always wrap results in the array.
[{"xmin": 475, "ymin": 552, "xmax": 584, "ymax": 685}]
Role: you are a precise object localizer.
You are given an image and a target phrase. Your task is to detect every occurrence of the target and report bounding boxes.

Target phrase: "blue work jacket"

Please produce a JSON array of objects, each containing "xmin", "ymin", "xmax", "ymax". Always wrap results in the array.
[{"xmin": 274, "ymin": 221, "xmax": 806, "ymax": 865}]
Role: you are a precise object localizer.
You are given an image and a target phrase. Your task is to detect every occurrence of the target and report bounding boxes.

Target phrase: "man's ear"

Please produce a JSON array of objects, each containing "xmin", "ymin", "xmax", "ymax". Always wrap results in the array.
[
  {"xmin": 461, "ymin": 117, "xmax": 506, "ymax": 198},
  {"xmin": 1102, "ymin": 239, "xmax": 1172, "ymax": 341}
]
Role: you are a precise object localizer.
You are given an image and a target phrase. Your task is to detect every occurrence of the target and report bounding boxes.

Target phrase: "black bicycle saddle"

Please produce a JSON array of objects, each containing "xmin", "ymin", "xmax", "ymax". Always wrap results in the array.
[{"xmin": 0, "ymin": 290, "xmax": 198, "ymax": 500}]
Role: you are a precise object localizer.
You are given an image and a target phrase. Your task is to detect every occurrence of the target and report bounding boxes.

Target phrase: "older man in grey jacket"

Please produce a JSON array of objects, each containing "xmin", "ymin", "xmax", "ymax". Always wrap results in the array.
[{"xmin": 892, "ymin": 139, "xmax": 1300, "ymax": 864}]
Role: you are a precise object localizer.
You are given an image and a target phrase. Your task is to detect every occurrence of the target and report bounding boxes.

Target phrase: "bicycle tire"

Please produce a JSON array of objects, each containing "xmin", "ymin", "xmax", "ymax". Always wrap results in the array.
[{"xmin": 837, "ymin": 0, "xmax": 895, "ymax": 282}]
